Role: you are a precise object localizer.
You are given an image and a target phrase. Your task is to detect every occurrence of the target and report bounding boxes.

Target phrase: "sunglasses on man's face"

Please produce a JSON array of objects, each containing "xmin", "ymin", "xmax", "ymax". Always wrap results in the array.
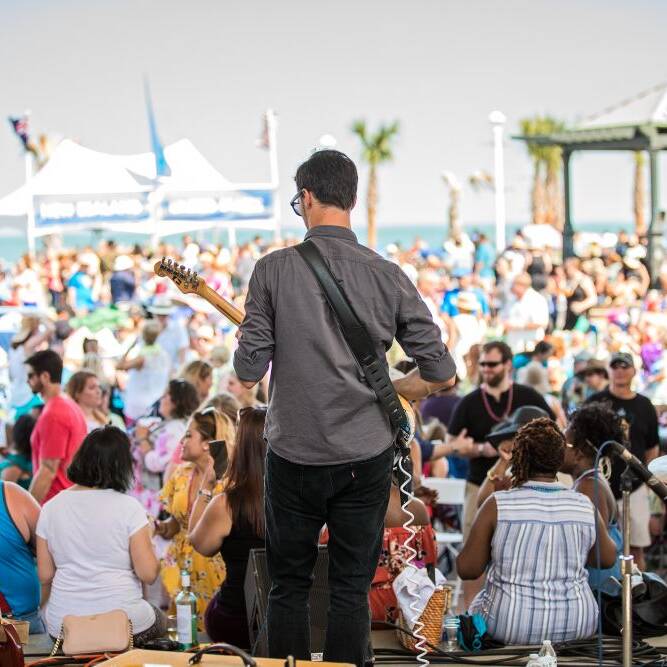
[
  {"xmin": 610, "ymin": 362, "xmax": 632, "ymax": 370},
  {"xmin": 479, "ymin": 361, "xmax": 503, "ymax": 368}
]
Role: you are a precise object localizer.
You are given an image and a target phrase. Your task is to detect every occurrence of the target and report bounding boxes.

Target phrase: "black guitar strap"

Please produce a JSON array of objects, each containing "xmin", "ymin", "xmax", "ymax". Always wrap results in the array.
[{"xmin": 295, "ymin": 239, "xmax": 410, "ymax": 450}]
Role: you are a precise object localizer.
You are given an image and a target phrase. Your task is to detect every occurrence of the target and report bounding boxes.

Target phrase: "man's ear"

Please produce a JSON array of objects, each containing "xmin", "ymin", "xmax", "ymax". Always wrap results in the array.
[{"xmin": 302, "ymin": 189, "xmax": 314, "ymax": 210}]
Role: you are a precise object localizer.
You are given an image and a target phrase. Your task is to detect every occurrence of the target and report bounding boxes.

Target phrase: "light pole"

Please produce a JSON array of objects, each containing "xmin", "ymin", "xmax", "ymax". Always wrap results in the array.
[{"xmin": 489, "ymin": 110, "xmax": 507, "ymax": 253}]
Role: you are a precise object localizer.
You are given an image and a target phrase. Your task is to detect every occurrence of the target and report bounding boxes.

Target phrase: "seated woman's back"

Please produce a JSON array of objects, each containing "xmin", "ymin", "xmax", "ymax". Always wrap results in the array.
[
  {"xmin": 459, "ymin": 418, "xmax": 616, "ymax": 646},
  {"xmin": 36, "ymin": 426, "xmax": 160, "ymax": 640},
  {"xmin": 474, "ymin": 482, "xmax": 597, "ymax": 644},
  {"xmin": 0, "ymin": 480, "xmax": 40, "ymax": 621}
]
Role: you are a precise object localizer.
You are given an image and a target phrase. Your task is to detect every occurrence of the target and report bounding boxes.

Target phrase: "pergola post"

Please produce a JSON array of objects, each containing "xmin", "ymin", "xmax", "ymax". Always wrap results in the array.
[
  {"xmin": 562, "ymin": 149, "xmax": 574, "ymax": 259},
  {"xmin": 647, "ymin": 149, "xmax": 663, "ymax": 284}
]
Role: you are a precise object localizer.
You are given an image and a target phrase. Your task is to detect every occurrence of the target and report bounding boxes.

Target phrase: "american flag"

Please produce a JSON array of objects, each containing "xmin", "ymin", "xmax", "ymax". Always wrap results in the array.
[{"xmin": 9, "ymin": 115, "xmax": 30, "ymax": 149}]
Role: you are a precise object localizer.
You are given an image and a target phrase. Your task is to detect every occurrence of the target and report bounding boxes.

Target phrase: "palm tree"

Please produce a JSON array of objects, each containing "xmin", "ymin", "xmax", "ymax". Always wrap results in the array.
[
  {"xmin": 520, "ymin": 117, "xmax": 546, "ymax": 226},
  {"xmin": 441, "ymin": 171, "xmax": 462, "ymax": 239},
  {"xmin": 351, "ymin": 120, "xmax": 399, "ymax": 249},
  {"xmin": 519, "ymin": 116, "xmax": 565, "ymax": 229},
  {"xmin": 633, "ymin": 151, "xmax": 647, "ymax": 236}
]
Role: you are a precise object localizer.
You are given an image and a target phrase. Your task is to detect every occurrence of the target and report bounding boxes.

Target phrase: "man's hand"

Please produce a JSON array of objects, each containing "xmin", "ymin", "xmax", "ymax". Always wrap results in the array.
[
  {"xmin": 393, "ymin": 368, "xmax": 456, "ymax": 402},
  {"xmin": 448, "ymin": 428, "xmax": 475, "ymax": 456},
  {"xmin": 498, "ymin": 440, "xmax": 513, "ymax": 462}
]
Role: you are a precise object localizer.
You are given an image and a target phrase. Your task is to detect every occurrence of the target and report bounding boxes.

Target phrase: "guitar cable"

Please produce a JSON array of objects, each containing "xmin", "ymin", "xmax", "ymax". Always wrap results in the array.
[{"xmin": 396, "ymin": 450, "xmax": 431, "ymax": 667}]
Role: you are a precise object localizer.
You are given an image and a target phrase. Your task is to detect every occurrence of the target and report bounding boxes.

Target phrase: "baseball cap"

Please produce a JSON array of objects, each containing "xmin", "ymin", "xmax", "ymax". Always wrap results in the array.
[{"xmin": 610, "ymin": 352, "xmax": 634, "ymax": 368}]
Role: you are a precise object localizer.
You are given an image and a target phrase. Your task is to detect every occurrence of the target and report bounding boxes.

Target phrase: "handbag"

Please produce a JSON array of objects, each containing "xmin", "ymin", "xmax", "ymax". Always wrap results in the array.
[
  {"xmin": 51, "ymin": 609, "xmax": 133, "ymax": 656},
  {"xmin": 0, "ymin": 621, "xmax": 23, "ymax": 667}
]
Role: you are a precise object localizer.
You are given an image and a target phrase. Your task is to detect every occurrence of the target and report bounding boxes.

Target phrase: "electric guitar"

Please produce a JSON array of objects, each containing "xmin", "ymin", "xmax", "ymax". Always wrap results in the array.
[{"xmin": 154, "ymin": 257, "xmax": 416, "ymax": 447}]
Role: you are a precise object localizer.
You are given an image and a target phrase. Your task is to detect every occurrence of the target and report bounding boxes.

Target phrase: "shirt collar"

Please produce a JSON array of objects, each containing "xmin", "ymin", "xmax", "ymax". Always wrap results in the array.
[{"xmin": 304, "ymin": 225, "xmax": 358, "ymax": 243}]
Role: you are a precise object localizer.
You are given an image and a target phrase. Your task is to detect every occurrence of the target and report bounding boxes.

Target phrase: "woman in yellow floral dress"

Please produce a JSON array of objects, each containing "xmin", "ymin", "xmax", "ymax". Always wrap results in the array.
[{"xmin": 155, "ymin": 407, "xmax": 235, "ymax": 624}]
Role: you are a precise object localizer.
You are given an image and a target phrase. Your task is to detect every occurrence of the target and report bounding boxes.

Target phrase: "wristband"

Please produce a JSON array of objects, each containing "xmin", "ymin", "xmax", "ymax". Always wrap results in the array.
[{"xmin": 197, "ymin": 489, "xmax": 213, "ymax": 500}]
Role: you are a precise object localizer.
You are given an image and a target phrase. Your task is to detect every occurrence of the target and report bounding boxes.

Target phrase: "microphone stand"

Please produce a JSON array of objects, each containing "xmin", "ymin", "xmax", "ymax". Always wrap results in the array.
[{"xmin": 619, "ymin": 466, "xmax": 634, "ymax": 667}]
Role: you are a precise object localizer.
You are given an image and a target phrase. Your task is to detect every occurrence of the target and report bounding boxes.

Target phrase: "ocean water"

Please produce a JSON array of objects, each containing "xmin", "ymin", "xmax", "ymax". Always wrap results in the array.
[{"xmin": 0, "ymin": 220, "xmax": 633, "ymax": 263}]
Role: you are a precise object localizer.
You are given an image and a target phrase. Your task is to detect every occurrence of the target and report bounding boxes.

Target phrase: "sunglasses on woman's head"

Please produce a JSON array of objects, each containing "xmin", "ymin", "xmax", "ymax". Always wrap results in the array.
[{"xmin": 479, "ymin": 361, "xmax": 503, "ymax": 368}]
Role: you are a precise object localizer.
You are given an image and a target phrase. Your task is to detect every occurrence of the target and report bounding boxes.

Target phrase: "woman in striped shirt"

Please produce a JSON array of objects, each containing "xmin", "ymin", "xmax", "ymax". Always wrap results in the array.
[{"xmin": 457, "ymin": 418, "xmax": 617, "ymax": 645}]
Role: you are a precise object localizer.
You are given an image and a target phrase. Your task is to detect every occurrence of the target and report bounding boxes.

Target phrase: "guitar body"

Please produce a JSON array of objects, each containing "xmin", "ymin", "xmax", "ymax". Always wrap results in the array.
[{"xmin": 154, "ymin": 257, "xmax": 417, "ymax": 445}]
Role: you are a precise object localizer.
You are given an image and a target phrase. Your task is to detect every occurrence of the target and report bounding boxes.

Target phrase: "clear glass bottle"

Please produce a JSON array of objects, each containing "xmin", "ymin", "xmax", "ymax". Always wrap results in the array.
[
  {"xmin": 538, "ymin": 639, "xmax": 557, "ymax": 666},
  {"xmin": 175, "ymin": 570, "xmax": 198, "ymax": 650}
]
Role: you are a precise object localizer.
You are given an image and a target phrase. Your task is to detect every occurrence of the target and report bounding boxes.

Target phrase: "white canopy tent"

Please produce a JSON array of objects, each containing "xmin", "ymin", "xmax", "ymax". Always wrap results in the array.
[{"xmin": 0, "ymin": 111, "xmax": 279, "ymax": 253}]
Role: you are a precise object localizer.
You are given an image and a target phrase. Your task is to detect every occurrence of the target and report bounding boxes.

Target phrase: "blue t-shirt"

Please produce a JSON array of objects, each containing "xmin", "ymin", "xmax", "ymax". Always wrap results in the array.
[
  {"xmin": 441, "ymin": 288, "xmax": 489, "ymax": 317},
  {"xmin": 68, "ymin": 272, "xmax": 95, "ymax": 310},
  {"xmin": 474, "ymin": 242, "xmax": 496, "ymax": 279}
]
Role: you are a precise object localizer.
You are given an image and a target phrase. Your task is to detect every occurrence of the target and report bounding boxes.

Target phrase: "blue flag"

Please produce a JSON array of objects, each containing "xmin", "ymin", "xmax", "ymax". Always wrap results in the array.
[{"xmin": 144, "ymin": 78, "xmax": 171, "ymax": 177}]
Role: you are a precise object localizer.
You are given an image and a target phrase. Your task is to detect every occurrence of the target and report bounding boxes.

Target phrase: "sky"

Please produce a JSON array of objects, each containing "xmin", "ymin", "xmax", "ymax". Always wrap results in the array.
[{"xmin": 1, "ymin": 0, "xmax": 666, "ymax": 233}]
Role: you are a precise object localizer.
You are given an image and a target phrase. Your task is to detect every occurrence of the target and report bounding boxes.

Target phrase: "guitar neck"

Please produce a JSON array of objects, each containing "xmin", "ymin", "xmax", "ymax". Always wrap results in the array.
[{"xmin": 200, "ymin": 283, "xmax": 245, "ymax": 326}]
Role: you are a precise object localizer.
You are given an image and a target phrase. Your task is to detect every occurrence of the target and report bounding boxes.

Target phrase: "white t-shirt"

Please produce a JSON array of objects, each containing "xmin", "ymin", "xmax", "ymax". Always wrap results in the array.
[
  {"xmin": 36, "ymin": 488, "xmax": 156, "ymax": 636},
  {"xmin": 124, "ymin": 344, "xmax": 171, "ymax": 420},
  {"xmin": 157, "ymin": 320, "xmax": 189, "ymax": 373},
  {"xmin": 505, "ymin": 288, "xmax": 550, "ymax": 352}
]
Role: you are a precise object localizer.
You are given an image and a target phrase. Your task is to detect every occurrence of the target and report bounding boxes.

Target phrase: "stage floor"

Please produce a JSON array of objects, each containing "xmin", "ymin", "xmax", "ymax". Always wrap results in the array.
[{"xmin": 23, "ymin": 630, "xmax": 667, "ymax": 666}]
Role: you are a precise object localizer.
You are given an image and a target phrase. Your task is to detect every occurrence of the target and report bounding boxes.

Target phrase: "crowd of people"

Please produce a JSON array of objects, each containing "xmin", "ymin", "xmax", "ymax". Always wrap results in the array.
[{"xmin": 0, "ymin": 218, "xmax": 666, "ymax": 653}]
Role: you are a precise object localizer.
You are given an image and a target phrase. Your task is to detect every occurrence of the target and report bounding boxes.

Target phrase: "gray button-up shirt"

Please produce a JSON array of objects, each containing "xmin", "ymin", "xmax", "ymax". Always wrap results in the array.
[{"xmin": 234, "ymin": 225, "xmax": 456, "ymax": 465}]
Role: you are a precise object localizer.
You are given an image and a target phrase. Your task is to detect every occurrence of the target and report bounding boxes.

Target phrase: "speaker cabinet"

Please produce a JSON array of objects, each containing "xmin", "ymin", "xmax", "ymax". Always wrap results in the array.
[{"xmin": 244, "ymin": 546, "xmax": 330, "ymax": 657}]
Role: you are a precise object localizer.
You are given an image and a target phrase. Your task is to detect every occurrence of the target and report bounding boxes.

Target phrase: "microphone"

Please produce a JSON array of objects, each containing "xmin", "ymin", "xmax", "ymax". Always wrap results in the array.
[{"xmin": 600, "ymin": 440, "xmax": 667, "ymax": 503}]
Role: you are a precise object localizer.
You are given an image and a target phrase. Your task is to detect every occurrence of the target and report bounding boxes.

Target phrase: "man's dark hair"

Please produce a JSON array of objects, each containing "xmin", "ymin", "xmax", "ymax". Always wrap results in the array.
[
  {"xmin": 67, "ymin": 426, "xmax": 134, "ymax": 492},
  {"xmin": 482, "ymin": 340, "xmax": 513, "ymax": 363},
  {"xmin": 533, "ymin": 340, "xmax": 554, "ymax": 357},
  {"xmin": 25, "ymin": 349, "xmax": 63, "ymax": 384},
  {"xmin": 295, "ymin": 150, "xmax": 357, "ymax": 211},
  {"xmin": 168, "ymin": 379, "xmax": 200, "ymax": 420}
]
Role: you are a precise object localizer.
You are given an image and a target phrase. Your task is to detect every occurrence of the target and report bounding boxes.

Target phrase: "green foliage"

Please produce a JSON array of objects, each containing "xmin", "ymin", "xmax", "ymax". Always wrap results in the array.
[
  {"xmin": 519, "ymin": 115, "xmax": 565, "ymax": 169},
  {"xmin": 351, "ymin": 120, "xmax": 400, "ymax": 165}
]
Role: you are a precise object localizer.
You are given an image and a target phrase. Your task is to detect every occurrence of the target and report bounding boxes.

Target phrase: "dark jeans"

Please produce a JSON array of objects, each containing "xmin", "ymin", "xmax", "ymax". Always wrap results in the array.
[{"xmin": 265, "ymin": 446, "xmax": 393, "ymax": 667}]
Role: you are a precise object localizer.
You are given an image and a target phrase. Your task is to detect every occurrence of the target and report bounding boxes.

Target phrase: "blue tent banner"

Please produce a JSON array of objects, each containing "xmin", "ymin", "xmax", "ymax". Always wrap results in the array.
[
  {"xmin": 34, "ymin": 193, "xmax": 151, "ymax": 227},
  {"xmin": 161, "ymin": 189, "xmax": 274, "ymax": 221}
]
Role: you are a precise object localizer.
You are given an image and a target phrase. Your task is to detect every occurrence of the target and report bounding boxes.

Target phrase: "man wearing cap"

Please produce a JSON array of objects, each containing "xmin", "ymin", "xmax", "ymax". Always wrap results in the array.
[
  {"xmin": 440, "ymin": 271, "xmax": 489, "ymax": 318},
  {"xmin": 110, "ymin": 255, "xmax": 136, "ymax": 304},
  {"xmin": 150, "ymin": 297, "xmax": 189, "ymax": 374},
  {"xmin": 586, "ymin": 352, "xmax": 660, "ymax": 569}
]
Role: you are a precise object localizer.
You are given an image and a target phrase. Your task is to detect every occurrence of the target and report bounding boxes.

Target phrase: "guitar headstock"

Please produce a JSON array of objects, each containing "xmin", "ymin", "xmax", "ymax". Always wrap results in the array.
[{"xmin": 154, "ymin": 257, "xmax": 203, "ymax": 296}]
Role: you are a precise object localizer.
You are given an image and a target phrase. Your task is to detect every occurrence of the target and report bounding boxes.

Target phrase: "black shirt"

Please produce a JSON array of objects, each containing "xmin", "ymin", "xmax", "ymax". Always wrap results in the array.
[
  {"xmin": 586, "ymin": 388, "xmax": 659, "ymax": 497},
  {"xmin": 448, "ymin": 384, "xmax": 554, "ymax": 486}
]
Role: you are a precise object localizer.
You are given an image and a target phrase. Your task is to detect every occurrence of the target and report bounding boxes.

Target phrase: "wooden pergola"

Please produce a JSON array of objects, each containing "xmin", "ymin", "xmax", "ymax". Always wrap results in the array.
[{"xmin": 514, "ymin": 83, "xmax": 667, "ymax": 279}]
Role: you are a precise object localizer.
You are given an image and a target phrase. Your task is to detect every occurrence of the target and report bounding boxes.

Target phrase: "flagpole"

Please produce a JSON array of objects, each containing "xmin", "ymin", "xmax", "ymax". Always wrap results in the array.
[
  {"xmin": 25, "ymin": 151, "xmax": 36, "ymax": 256},
  {"xmin": 266, "ymin": 109, "xmax": 281, "ymax": 242}
]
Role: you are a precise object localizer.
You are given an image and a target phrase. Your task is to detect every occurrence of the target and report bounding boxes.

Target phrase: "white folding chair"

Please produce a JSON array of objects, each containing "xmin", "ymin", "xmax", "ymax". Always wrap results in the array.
[{"xmin": 421, "ymin": 476, "xmax": 466, "ymax": 608}]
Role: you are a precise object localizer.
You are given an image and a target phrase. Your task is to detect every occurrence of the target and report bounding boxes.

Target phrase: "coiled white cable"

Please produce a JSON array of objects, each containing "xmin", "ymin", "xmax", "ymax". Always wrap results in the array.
[{"xmin": 397, "ymin": 453, "xmax": 430, "ymax": 667}]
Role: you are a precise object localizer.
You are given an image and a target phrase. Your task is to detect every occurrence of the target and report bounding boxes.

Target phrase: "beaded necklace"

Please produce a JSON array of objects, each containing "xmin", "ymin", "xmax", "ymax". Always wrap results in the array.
[{"xmin": 481, "ymin": 383, "xmax": 514, "ymax": 423}]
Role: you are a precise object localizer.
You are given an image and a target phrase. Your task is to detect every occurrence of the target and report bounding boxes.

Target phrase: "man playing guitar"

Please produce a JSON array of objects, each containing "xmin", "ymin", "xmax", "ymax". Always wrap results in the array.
[{"xmin": 231, "ymin": 150, "xmax": 456, "ymax": 667}]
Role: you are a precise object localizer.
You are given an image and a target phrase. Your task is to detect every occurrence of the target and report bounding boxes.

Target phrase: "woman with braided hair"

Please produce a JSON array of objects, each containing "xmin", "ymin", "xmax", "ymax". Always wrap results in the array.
[
  {"xmin": 457, "ymin": 417, "xmax": 617, "ymax": 645},
  {"xmin": 562, "ymin": 403, "xmax": 625, "ymax": 590}
]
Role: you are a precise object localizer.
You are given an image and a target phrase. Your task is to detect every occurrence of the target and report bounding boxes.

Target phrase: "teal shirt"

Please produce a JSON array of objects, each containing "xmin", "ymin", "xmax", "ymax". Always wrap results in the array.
[
  {"xmin": 0, "ymin": 453, "xmax": 32, "ymax": 490},
  {"xmin": 0, "ymin": 480, "xmax": 40, "ymax": 615}
]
